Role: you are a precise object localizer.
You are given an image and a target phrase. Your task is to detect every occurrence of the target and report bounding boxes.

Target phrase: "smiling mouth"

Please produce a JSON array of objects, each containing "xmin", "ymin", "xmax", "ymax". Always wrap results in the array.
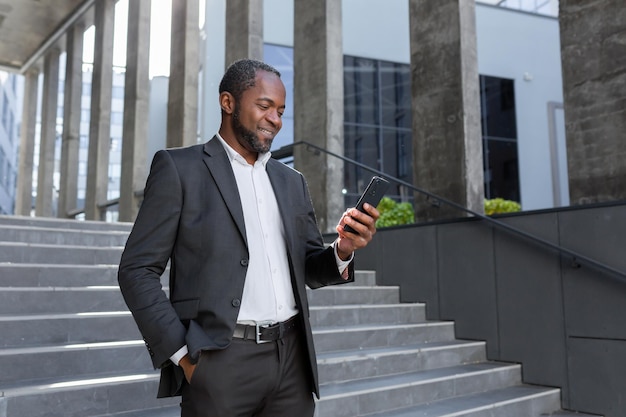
[{"xmin": 258, "ymin": 127, "xmax": 274, "ymax": 136}]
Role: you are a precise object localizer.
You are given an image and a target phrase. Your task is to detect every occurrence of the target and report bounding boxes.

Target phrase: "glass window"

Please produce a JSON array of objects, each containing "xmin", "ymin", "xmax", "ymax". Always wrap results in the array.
[
  {"xmin": 111, "ymin": 111, "xmax": 124, "ymax": 126},
  {"xmin": 2, "ymin": 92, "xmax": 8, "ymax": 131},
  {"xmin": 112, "ymin": 86, "xmax": 124, "ymax": 99},
  {"xmin": 0, "ymin": 147, "xmax": 5, "ymax": 188},
  {"xmin": 380, "ymin": 62, "xmax": 411, "ymax": 129},
  {"xmin": 480, "ymin": 76, "xmax": 517, "ymax": 139},
  {"xmin": 344, "ymin": 56, "xmax": 379, "ymax": 125},
  {"xmin": 480, "ymin": 75, "xmax": 520, "ymax": 202},
  {"xmin": 344, "ymin": 123, "xmax": 380, "ymax": 204},
  {"xmin": 343, "ymin": 56, "xmax": 412, "ymax": 202}
]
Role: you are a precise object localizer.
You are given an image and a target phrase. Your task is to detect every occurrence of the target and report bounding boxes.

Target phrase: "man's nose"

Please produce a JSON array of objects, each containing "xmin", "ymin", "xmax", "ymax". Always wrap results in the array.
[{"xmin": 267, "ymin": 109, "xmax": 282, "ymax": 126}]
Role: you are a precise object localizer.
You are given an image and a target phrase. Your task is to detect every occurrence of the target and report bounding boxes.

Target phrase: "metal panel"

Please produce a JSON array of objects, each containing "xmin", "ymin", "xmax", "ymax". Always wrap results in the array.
[
  {"xmin": 567, "ymin": 337, "xmax": 626, "ymax": 417},
  {"xmin": 436, "ymin": 220, "xmax": 499, "ymax": 357},
  {"xmin": 558, "ymin": 205, "xmax": 626, "ymax": 271},
  {"xmin": 494, "ymin": 213, "xmax": 568, "ymax": 391},
  {"xmin": 559, "ymin": 205, "xmax": 626, "ymax": 340},
  {"xmin": 377, "ymin": 226, "xmax": 439, "ymax": 313}
]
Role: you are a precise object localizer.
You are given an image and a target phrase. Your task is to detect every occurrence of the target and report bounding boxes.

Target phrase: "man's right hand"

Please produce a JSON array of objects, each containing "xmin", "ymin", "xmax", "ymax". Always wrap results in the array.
[{"xmin": 179, "ymin": 354, "xmax": 197, "ymax": 383}]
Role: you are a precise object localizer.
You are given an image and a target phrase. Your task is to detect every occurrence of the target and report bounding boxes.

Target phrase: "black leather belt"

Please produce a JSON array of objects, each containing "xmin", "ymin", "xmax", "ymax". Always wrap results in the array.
[{"xmin": 232, "ymin": 315, "xmax": 299, "ymax": 344}]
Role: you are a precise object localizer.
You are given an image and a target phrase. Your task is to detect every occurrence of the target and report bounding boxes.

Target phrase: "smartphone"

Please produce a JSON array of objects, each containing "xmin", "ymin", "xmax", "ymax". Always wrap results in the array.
[{"xmin": 343, "ymin": 176, "xmax": 390, "ymax": 234}]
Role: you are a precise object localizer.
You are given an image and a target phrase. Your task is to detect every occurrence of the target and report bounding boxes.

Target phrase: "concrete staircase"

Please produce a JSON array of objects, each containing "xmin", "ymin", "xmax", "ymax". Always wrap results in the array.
[{"xmin": 0, "ymin": 215, "xmax": 600, "ymax": 417}]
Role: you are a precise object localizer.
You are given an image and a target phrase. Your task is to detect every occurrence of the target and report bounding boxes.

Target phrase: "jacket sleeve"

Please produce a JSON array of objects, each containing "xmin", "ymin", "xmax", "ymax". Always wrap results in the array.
[
  {"xmin": 118, "ymin": 150, "xmax": 187, "ymax": 369},
  {"xmin": 298, "ymin": 174, "xmax": 355, "ymax": 289}
]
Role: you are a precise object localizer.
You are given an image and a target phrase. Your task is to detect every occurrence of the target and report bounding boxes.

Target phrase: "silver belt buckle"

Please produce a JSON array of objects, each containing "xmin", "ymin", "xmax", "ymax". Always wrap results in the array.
[{"xmin": 255, "ymin": 321, "xmax": 274, "ymax": 344}]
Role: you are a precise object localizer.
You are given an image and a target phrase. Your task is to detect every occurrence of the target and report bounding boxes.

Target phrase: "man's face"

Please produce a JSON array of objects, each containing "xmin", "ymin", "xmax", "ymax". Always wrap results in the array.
[{"xmin": 231, "ymin": 71, "xmax": 286, "ymax": 154}]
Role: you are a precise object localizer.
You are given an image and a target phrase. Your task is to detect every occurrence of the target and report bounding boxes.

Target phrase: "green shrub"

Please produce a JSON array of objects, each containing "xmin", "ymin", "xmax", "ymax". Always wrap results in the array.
[
  {"xmin": 375, "ymin": 197, "xmax": 415, "ymax": 228},
  {"xmin": 484, "ymin": 198, "xmax": 521, "ymax": 215}
]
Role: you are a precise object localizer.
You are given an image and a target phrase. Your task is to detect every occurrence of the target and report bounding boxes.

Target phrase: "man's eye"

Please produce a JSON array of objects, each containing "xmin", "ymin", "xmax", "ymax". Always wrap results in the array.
[{"xmin": 278, "ymin": 112, "xmax": 284, "ymax": 118}]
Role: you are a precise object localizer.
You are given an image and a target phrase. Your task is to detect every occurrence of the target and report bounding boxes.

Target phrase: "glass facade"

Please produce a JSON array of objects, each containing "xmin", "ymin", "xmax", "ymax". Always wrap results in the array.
[
  {"xmin": 343, "ymin": 56, "xmax": 412, "ymax": 205},
  {"xmin": 264, "ymin": 45, "xmax": 522, "ymax": 209}
]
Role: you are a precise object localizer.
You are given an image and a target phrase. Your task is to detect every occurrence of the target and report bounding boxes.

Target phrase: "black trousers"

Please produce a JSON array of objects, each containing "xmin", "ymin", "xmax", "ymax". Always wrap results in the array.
[{"xmin": 180, "ymin": 328, "xmax": 315, "ymax": 417}]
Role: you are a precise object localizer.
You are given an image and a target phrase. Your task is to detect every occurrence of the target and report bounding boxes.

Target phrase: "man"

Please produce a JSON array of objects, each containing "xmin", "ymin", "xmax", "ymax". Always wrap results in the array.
[{"xmin": 118, "ymin": 59, "xmax": 379, "ymax": 417}]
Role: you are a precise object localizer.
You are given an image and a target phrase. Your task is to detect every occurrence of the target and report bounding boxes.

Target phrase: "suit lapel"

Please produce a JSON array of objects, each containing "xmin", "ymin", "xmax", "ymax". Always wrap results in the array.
[{"xmin": 202, "ymin": 137, "xmax": 247, "ymax": 244}]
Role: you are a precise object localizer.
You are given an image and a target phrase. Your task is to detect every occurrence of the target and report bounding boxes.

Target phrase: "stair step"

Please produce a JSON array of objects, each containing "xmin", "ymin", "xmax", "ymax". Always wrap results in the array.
[
  {"xmin": 0, "ymin": 341, "xmax": 152, "ymax": 383},
  {"xmin": 310, "ymin": 303, "xmax": 426, "ymax": 327},
  {"xmin": 0, "ymin": 312, "xmax": 140, "ymax": 348},
  {"xmin": 0, "ymin": 224, "xmax": 129, "ymax": 246},
  {"xmin": 316, "ymin": 362, "xmax": 522, "ymax": 416},
  {"xmin": 0, "ymin": 371, "xmax": 177, "ymax": 417},
  {"xmin": 0, "ymin": 215, "xmax": 133, "ymax": 232},
  {"xmin": 94, "ymin": 405, "xmax": 181, "ymax": 417},
  {"xmin": 307, "ymin": 286, "xmax": 400, "ymax": 305},
  {"xmin": 317, "ymin": 340, "xmax": 486, "ymax": 383},
  {"xmin": 0, "ymin": 286, "xmax": 130, "ymax": 314},
  {"xmin": 360, "ymin": 385, "xmax": 561, "ymax": 417},
  {"xmin": 0, "ymin": 264, "xmax": 121, "ymax": 287},
  {"xmin": 348, "ymin": 270, "xmax": 377, "ymax": 286},
  {"xmin": 313, "ymin": 322, "xmax": 456, "ymax": 353},
  {"xmin": 0, "ymin": 242, "xmax": 124, "ymax": 265}
]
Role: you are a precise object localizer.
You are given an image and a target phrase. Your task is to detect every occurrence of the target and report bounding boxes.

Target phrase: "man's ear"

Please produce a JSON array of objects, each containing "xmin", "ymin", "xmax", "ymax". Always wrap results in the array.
[{"xmin": 220, "ymin": 92, "xmax": 235, "ymax": 115}]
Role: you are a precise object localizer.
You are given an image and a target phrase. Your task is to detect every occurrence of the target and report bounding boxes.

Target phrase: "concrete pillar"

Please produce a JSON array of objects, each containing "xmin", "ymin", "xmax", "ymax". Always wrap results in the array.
[
  {"xmin": 36, "ymin": 48, "xmax": 61, "ymax": 218},
  {"xmin": 15, "ymin": 68, "xmax": 40, "ymax": 216},
  {"xmin": 167, "ymin": 0, "xmax": 199, "ymax": 148},
  {"xmin": 58, "ymin": 23, "xmax": 84, "ymax": 218},
  {"xmin": 119, "ymin": 0, "xmax": 151, "ymax": 222},
  {"xmin": 559, "ymin": 0, "xmax": 626, "ymax": 204},
  {"xmin": 408, "ymin": 0, "xmax": 484, "ymax": 221},
  {"xmin": 85, "ymin": 0, "xmax": 115, "ymax": 221},
  {"xmin": 225, "ymin": 0, "xmax": 263, "ymax": 66},
  {"xmin": 200, "ymin": 0, "xmax": 226, "ymax": 139},
  {"xmin": 293, "ymin": 0, "xmax": 345, "ymax": 234}
]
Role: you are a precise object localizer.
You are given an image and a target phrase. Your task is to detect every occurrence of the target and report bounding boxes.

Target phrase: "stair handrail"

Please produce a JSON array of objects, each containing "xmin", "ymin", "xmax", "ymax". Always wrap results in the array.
[{"xmin": 276, "ymin": 140, "xmax": 626, "ymax": 282}]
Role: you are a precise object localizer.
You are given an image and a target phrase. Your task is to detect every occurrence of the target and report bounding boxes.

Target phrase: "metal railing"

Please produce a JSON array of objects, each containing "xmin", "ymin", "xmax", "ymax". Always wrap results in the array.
[{"xmin": 277, "ymin": 140, "xmax": 626, "ymax": 282}]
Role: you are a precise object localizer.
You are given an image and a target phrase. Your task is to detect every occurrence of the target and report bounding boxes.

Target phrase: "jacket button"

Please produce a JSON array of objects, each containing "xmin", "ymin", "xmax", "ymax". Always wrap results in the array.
[
  {"xmin": 240, "ymin": 259, "xmax": 249, "ymax": 266},
  {"xmin": 232, "ymin": 299, "xmax": 241, "ymax": 307}
]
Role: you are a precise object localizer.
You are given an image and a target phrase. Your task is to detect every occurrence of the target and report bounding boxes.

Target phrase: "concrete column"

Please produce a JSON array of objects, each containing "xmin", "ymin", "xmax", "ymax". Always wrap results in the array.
[
  {"xmin": 58, "ymin": 23, "xmax": 84, "ymax": 218},
  {"xmin": 293, "ymin": 0, "xmax": 344, "ymax": 234},
  {"xmin": 200, "ymin": 0, "xmax": 226, "ymax": 139},
  {"xmin": 408, "ymin": 0, "xmax": 484, "ymax": 221},
  {"xmin": 15, "ymin": 68, "xmax": 40, "ymax": 216},
  {"xmin": 85, "ymin": 0, "xmax": 115, "ymax": 221},
  {"xmin": 225, "ymin": 0, "xmax": 263, "ymax": 66},
  {"xmin": 36, "ymin": 48, "xmax": 61, "ymax": 218},
  {"xmin": 167, "ymin": 0, "xmax": 199, "ymax": 148},
  {"xmin": 119, "ymin": 0, "xmax": 151, "ymax": 222},
  {"xmin": 559, "ymin": 0, "xmax": 626, "ymax": 204}
]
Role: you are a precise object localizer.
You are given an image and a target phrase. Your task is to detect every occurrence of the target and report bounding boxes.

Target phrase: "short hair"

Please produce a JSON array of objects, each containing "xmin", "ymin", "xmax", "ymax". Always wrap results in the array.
[{"xmin": 219, "ymin": 59, "xmax": 281, "ymax": 101}]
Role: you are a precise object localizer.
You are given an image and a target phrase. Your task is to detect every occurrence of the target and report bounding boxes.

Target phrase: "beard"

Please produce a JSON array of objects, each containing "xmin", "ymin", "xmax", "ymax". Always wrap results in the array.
[{"xmin": 232, "ymin": 105, "xmax": 273, "ymax": 154}]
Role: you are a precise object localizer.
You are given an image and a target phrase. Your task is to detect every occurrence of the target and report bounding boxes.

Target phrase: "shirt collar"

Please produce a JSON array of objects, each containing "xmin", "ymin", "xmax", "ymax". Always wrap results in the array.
[{"xmin": 215, "ymin": 133, "xmax": 272, "ymax": 167}]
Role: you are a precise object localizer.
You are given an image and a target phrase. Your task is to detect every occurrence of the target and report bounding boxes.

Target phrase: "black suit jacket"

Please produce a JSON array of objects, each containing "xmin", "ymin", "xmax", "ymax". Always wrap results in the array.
[{"xmin": 118, "ymin": 137, "xmax": 353, "ymax": 398}]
